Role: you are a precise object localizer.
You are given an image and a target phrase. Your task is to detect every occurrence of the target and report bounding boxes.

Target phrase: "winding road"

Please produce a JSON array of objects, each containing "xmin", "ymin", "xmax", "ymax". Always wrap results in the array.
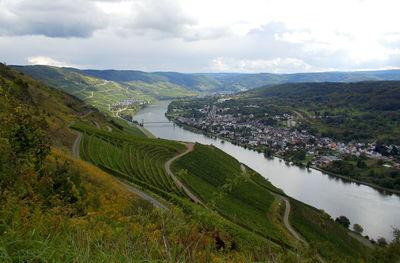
[
  {"xmin": 72, "ymin": 131, "xmax": 82, "ymax": 159},
  {"xmin": 164, "ymin": 143, "xmax": 205, "ymax": 206},
  {"xmin": 270, "ymin": 192, "xmax": 306, "ymax": 243},
  {"xmin": 240, "ymin": 164, "xmax": 306, "ymax": 243}
]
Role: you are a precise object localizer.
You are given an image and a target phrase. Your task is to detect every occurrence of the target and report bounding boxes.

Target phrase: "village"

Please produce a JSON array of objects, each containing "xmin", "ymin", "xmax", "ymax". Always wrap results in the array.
[{"xmin": 169, "ymin": 103, "xmax": 400, "ymax": 170}]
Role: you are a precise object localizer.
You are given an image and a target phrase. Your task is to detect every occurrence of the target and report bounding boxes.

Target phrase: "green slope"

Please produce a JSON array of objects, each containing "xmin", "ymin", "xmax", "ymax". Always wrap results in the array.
[
  {"xmin": 11, "ymin": 65, "xmax": 202, "ymax": 111},
  {"xmin": 12, "ymin": 65, "xmax": 154, "ymax": 113},
  {"xmin": 0, "ymin": 63, "xmax": 273, "ymax": 262},
  {"xmin": 171, "ymin": 144, "xmax": 295, "ymax": 247},
  {"xmin": 171, "ymin": 143, "xmax": 372, "ymax": 262}
]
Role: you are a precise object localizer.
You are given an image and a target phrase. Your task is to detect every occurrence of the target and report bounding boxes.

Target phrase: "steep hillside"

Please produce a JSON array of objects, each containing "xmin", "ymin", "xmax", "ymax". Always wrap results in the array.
[
  {"xmin": 0, "ymin": 63, "xmax": 265, "ymax": 262},
  {"xmin": 0, "ymin": 63, "xmax": 112, "ymax": 152},
  {"xmin": 12, "ymin": 66, "xmax": 201, "ymax": 110},
  {"xmin": 70, "ymin": 69, "xmax": 223, "ymax": 91},
  {"xmin": 11, "ymin": 65, "xmax": 155, "ymax": 113}
]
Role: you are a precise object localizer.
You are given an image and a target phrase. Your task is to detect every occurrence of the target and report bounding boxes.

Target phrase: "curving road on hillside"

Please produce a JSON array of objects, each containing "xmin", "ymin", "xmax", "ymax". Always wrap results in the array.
[
  {"xmin": 72, "ymin": 131, "xmax": 82, "ymax": 159},
  {"xmin": 164, "ymin": 143, "xmax": 205, "ymax": 206},
  {"xmin": 270, "ymin": 192, "xmax": 306, "ymax": 243},
  {"xmin": 71, "ymin": 131, "xmax": 168, "ymax": 209},
  {"xmin": 241, "ymin": 164, "xmax": 306, "ymax": 243}
]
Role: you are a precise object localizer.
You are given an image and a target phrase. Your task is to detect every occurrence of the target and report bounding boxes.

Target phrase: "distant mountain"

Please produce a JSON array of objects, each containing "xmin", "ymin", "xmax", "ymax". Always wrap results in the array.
[
  {"xmin": 67, "ymin": 68, "xmax": 223, "ymax": 91},
  {"xmin": 205, "ymin": 69, "xmax": 400, "ymax": 90},
  {"xmin": 68, "ymin": 68, "xmax": 400, "ymax": 91},
  {"xmin": 12, "ymin": 64, "xmax": 400, "ymax": 116}
]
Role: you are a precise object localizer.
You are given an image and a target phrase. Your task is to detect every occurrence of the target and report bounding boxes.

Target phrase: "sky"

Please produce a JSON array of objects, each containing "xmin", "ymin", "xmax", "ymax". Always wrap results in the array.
[{"xmin": 1, "ymin": 0, "xmax": 400, "ymax": 73}]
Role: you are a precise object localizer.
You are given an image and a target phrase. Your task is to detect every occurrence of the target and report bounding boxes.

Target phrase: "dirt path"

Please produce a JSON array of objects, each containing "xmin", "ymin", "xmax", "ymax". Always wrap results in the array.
[
  {"xmin": 71, "ymin": 131, "xmax": 168, "ymax": 209},
  {"xmin": 72, "ymin": 131, "xmax": 82, "ymax": 159},
  {"xmin": 270, "ymin": 192, "xmax": 306, "ymax": 243},
  {"xmin": 93, "ymin": 121, "xmax": 100, "ymax": 129},
  {"xmin": 240, "ymin": 163, "xmax": 306, "ymax": 243},
  {"xmin": 118, "ymin": 182, "xmax": 168, "ymax": 209},
  {"xmin": 164, "ymin": 143, "xmax": 205, "ymax": 206}
]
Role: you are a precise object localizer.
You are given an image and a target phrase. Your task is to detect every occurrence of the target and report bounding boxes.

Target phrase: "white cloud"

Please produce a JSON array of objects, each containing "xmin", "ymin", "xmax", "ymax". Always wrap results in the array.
[
  {"xmin": 27, "ymin": 56, "xmax": 78, "ymax": 68},
  {"xmin": 210, "ymin": 57, "xmax": 313, "ymax": 73}
]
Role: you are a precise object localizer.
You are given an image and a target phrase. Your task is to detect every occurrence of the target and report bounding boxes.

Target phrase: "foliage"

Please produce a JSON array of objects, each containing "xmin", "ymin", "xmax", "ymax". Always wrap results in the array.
[
  {"xmin": 335, "ymin": 216, "xmax": 351, "ymax": 228},
  {"xmin": 325, "ymin": 158, "xmax": 400, "ymax": 190},
  {"xmin": 353, "ymin": 224, "xmax": 364, "ymax": 234}
]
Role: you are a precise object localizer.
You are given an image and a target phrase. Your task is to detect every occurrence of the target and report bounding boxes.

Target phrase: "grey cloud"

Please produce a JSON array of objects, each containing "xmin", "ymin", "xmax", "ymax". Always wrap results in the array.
[
  {"xmin": 0, "ymin": 0, "xmax": 108, "ymax": 38},
  {"xmin": 130, "ymin": 0, "xmax": 196, "ymax": 36}
]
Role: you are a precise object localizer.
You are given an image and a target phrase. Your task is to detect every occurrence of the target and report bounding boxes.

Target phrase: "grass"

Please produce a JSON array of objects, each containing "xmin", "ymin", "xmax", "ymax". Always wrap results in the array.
[{"xmin": 0, "ymin": 151, "xmax": 264, "ymax": 263}]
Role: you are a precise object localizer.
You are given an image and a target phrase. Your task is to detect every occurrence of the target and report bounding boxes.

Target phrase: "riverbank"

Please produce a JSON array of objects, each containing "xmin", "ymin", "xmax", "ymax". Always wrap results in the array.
[
  {"xmin": 312, "ymin": 166, "xmax": 400, "ymax": 196},
  {"xmin": 167, "ymin": 115, "xmax": 400, "ymax": 196}
]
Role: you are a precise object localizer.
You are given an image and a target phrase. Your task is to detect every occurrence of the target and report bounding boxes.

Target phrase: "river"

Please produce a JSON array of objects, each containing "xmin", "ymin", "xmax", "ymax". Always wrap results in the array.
[{"xmin": 133, "ymin": 100, "xmax": 400, "ymax": 241}]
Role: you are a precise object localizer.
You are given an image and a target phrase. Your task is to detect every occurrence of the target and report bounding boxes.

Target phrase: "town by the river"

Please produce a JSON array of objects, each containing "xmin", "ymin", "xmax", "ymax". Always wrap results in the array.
[{"xmin": 132, "ymin": 100, "xmax": 400, "ymax": 241}]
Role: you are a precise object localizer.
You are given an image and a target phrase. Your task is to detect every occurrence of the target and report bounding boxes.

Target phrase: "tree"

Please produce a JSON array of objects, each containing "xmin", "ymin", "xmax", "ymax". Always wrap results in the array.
[
  {"xmin": 377, "ymin": 237, "xmax": 388, "ymax": 247},
  {"xmin": 353, "ymin": 224, "xmax": 364, "ymax": 234},
  {"xmin": 335, "ymin": 216, "xmax": 351, "ymax": 228}
]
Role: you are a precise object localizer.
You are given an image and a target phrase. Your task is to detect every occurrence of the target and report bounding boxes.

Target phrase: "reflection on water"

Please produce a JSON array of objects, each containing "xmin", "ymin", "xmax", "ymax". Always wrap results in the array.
[{"xmin": 133, "ymin": 100, "xmax": 400, "ymax": 240}]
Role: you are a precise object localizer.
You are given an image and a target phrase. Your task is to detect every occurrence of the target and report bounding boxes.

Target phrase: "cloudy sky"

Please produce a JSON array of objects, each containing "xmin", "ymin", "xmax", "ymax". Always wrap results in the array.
[{"xmin": 1, "ymin": 0, "xmax": 400, "ymax": 73}]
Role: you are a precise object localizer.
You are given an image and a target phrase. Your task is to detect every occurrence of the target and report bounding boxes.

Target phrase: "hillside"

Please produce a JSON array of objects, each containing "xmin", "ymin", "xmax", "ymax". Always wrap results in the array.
[
  {"xmin": 246, "ymin": 81, "xmax": 400, "ymax": 143},
  {"xmin": 0, "ymin": 64, "xmax": 258, "ymax": 262},
  {"xmin": 11, "ymin": 65, "xmax": 200, "ymax": 115}
]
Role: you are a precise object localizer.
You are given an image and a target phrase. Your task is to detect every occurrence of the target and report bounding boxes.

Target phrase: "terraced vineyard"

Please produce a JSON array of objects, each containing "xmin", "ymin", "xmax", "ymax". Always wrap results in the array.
[
  {"xmin": 72, "ymin": 122, "xmax": 187, "ymax": 198},
  {"xmin": 171, "ymin": 144, "xmax": 296, "ymax": 248}
]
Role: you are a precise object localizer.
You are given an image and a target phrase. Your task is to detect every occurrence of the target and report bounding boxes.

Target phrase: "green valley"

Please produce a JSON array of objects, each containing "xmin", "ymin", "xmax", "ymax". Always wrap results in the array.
[{"xmin": 1, "ymin": 63, "xmax": 399, "ymax": 262}]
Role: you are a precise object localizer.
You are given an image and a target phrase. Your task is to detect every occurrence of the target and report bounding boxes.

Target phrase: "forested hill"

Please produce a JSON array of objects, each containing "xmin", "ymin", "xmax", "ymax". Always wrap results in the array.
[
  {"xmin": 247, "ymin": 81, "xmax": 400, "ymax": 111},
  {"xmin": 204, "ymin": 70, "xmax": 400, "ymax": 90},
  {"xmin": 244, "ymin": 81, "xmax": 400, "ymax": 143}
]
